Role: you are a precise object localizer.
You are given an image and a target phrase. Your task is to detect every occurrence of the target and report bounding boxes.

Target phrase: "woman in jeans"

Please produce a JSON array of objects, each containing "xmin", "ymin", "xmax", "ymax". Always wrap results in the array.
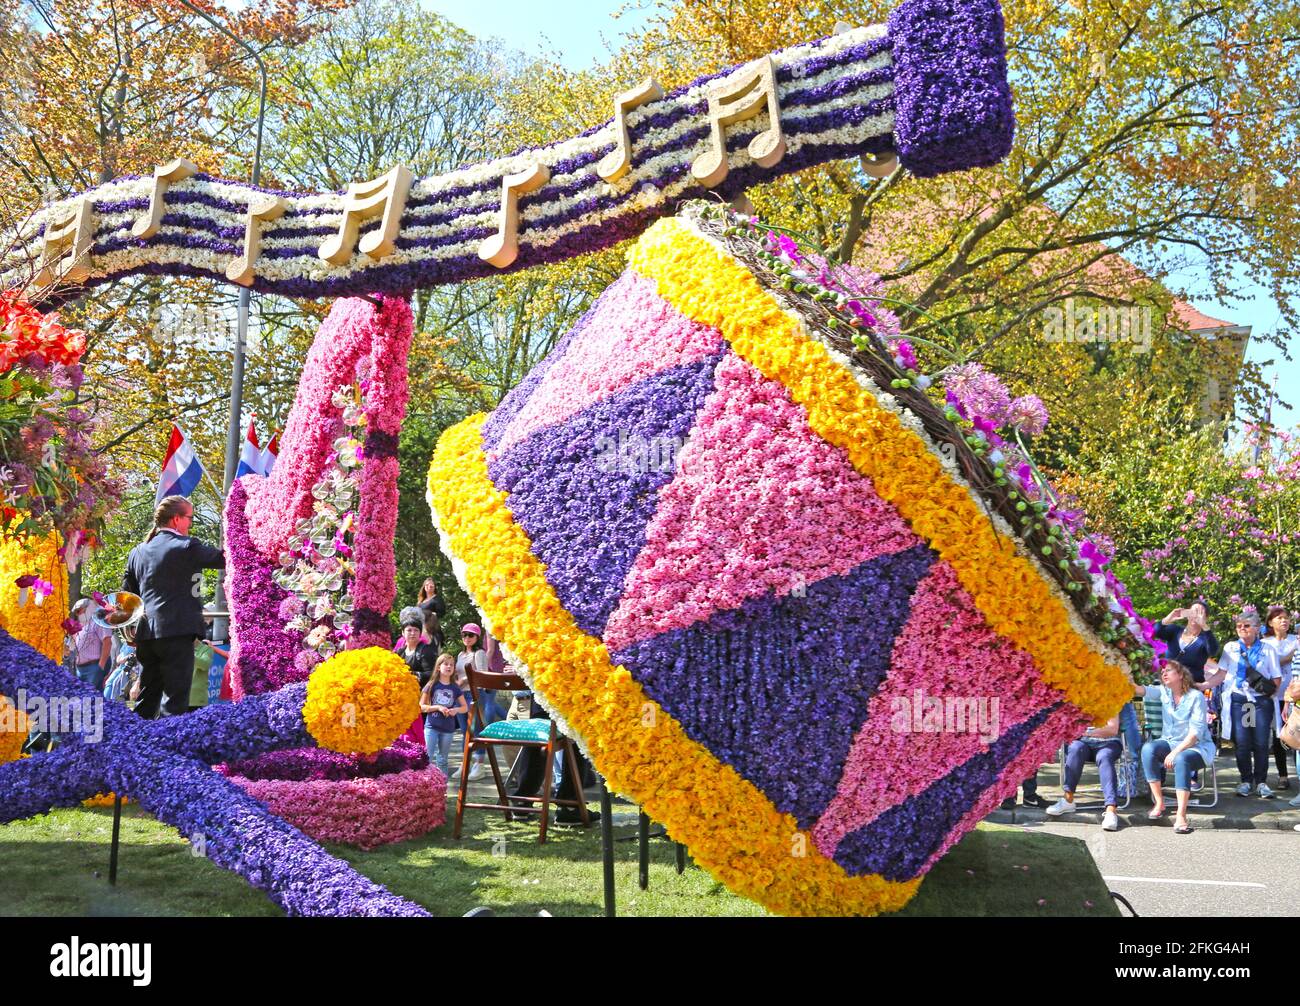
[
  {"xmin": 1262, "ymin": 605, "xmax": 1297, "ymax": 794},
  {"xmin": 1136, "ymin": 659, "xmax": 1220, "ymax": 834},
  {"xmin": 1046, "ymin": 701, "xmax": 1141, "ymax": 832},
  {"xmin": 1219, "ymin": 609, "xmax": 1283, "ymax": 798}
]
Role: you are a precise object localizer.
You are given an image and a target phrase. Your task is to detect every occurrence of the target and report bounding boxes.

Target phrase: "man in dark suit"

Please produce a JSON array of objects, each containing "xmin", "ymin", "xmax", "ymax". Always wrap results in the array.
[{"xmin": 123, "ymin": 495, "xmax": 225, "ymax": 718}]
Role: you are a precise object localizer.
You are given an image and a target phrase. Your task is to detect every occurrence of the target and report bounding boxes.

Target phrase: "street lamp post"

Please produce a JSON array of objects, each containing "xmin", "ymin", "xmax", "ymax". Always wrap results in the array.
[{"xmin": 178, "ymin": 0, "xmax": 269, "ymax": 641}]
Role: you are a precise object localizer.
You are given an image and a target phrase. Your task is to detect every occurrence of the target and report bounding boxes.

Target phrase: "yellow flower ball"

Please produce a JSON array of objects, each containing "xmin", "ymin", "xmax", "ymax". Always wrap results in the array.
[{"xmin": 303, "ymin": 646, "xmax": 419, "ymax": 755}]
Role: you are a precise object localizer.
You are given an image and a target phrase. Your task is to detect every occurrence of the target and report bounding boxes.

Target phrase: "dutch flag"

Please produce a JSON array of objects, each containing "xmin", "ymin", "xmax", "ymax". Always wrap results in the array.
[
  {"xmin": 156, "ymin": 425, "xmax": 205, "ymax": 504},
  {"xmin": 235, "ymin": 417, "xmax": 262, "ymax": 479},
  {"xmin": 258, "ymin": 430, "xmax": 279, "ymax": 476}
]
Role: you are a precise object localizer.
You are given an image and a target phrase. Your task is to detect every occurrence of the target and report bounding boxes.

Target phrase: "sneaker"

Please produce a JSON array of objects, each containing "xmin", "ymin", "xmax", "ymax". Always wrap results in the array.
[
  {"xmin": 1189, "ymin": 777, "xmax": 1203, "ymax": 793},
  {"xmin": 1236, "ymin": 782, "xmax": 1253, "ymax": 797},
  {"xmin": 1022, "ymin": 794, "xmax": 1052, "ymax": 810},
  {"xmin": 1277, "ymin": 778, "xmax": 1292, "ymax": 791},
  {"xmin": 999, "ymin": 797, "xmax": 1016, "ymax": 811},
  {"xmin": 1102, "ymin": 809, "xmax": 1120, "ymax": 831},
  {"xmin": 1288, "ymin": 793, "xmax": 1300, "ymax": 808},
  {"xmin": 1045, "ymin": 797, "xmax": 1077, "ymax": 817},
  {"xmin": 467, "ymin": 761, "xmax": 486, "ymax": 782},
  {"xmin": 1259, "ymin": 783, "xmax": 1276, "ymax": 799}
]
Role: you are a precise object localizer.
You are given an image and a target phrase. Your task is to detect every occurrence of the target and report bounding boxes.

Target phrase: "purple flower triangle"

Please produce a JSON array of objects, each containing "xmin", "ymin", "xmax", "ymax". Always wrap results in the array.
[
  {"xmin": 487, "ymin": 352, "xmax": 725, "ymax": 637},
  {"xmin": 610, "ymin": 543, "xmax": 936, "ymax": 829}
]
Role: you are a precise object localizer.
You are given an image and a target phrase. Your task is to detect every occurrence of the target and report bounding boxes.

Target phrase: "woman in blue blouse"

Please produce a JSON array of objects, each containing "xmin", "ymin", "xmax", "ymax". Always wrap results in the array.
[{"xmin": 1135, "ymin": 659, "xmax": 1223, "ymax": 835}]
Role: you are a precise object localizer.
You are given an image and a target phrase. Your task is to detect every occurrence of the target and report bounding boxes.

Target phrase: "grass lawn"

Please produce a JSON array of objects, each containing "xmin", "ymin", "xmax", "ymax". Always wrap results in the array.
[{"xmin": 0, "ymin": 806, "xmax": 1117, "ymax": 917}]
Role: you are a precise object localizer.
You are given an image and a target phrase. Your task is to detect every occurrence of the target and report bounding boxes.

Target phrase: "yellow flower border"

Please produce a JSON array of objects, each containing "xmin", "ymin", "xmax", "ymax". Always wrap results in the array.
[
  {"xmin": 625, "ymin": 218, "xmax": 1133, "ymax": 723},
  {"xmin": 430, "ymin": 417, "xmax": 920, "ymax": 916}
]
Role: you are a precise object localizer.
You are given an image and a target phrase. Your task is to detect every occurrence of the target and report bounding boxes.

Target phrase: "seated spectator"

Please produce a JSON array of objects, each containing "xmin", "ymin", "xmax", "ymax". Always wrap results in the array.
[
  {"xmin": 1136, "ymin": 659, "xmax": 1219, "ymax": 834},
  {"xmin": 1047, "ymin": 703, "xmax": 1141, "ymax": 831},
  {"xmin": 1219, "ymin": 609, "xmax": 1283, "ymax": 797}
]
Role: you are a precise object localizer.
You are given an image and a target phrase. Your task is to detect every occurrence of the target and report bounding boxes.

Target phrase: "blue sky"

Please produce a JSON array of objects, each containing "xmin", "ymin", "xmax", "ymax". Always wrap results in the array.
[{"xmin": 420, "ymin": 0, "xmax": 1294, "ymax": 429}]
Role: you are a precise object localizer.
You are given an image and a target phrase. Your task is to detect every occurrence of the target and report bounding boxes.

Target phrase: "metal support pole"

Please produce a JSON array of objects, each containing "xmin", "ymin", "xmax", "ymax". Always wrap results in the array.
[
  {"xmin": 675, "ymin": 842, "xmax": 686, "ymax": 875},
  {"xmin": 638, "ymin": 810, "xmax": 650, "ymax": 891},
  {"xmin": 600, "ymin": 777, "xmax": 615, "ymax": 918},
  {"xmin": 177, "ymin": 0, "xmax": 269, "ymax": 647},
  {"xmin": 108, "ymin": 793, "xmax": 123, "ymax": 886}
]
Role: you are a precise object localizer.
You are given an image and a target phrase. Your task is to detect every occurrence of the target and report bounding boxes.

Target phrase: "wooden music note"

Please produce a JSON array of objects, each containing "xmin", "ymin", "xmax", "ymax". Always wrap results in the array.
[
  {"xmin": 691, "ymin": 56, "xmax": 786, "ymax": 189},
  {"xmin": 597, "ymin": 77, "xmax": 663, "ymax": 183},
  {"xmin": 318, "ymin": 164, "xmax": 414, "ymax": 266},
  {"xmin": 478, "ymin": 161, "xmax": 550, "ymax": 269},
  {"xmin": 860, "ymin": 151, "xmax": 899, "ymax": 178},
  {"xmin": 226, "ymin": 194, "xmax": 287, "ymax": 286},
  {"xmin": 34, "ymin": 197, "xmax": 94, "ymax": 288},
  {"xmin": 132, "ymin": 158, "xmax": 198, "ymax": 239}
]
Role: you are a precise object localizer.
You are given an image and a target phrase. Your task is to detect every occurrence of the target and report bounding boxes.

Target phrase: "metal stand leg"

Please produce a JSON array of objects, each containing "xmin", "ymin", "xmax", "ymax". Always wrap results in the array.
[
  {"xmin": 600, "ymin": 778, "xmax": 615, "ymax": 918},
  {"xmin": 638, "ymin": 810, "xmax": 650, "ymax": 891},
  {"xmin": 109, "ymin": 794, "xmax": 123, "ymax": 886},
  {"xmin": 675, "ymin": 842, "xmax": 686, "ymax": 875}
]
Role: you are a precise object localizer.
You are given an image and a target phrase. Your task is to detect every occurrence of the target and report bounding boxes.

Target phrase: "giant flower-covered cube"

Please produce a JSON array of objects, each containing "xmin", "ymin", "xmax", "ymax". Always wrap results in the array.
[{"xmin": 428, "ymin": 207, "xmax": 1134, "ymax": 916}]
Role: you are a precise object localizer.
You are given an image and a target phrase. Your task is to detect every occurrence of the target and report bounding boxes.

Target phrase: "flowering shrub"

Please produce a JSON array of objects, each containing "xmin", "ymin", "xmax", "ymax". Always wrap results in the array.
[
  {"xmin": 429, "ymin": 208, "xmax": 1128, "ymax": 916},
  {"xmin": 1137, "ymin": 424, "xmax": 1300, "ymax": 623}
]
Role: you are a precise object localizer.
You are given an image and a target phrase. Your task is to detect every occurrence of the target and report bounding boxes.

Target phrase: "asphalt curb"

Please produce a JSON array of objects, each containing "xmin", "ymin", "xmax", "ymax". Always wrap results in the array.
[{"xmin": 986, "ymin": 807, "xmax": 1300, "ymax": 832}]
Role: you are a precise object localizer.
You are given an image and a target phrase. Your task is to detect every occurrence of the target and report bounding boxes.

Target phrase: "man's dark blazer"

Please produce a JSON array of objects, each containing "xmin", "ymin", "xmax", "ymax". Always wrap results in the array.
[{"xmin": 123, "ymin": 528, "xmax": 226, "ymax": 641}]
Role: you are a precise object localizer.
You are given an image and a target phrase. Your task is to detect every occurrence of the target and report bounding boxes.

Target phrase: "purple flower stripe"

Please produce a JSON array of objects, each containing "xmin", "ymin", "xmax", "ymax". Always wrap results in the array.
[
  {"xmin": 224, "ymin": 479, "xmax": 304, "ymax": 696},
  {"xmin": 44, "ymin": 130, "xmax": 898, "ymax": 305},
  {"xmin": 488, "ymin": 353, "xmax": 724, "ymax": 638},
  {"xmin": 144, "ymin": 682, "xmax": 313, "ymax": 766},
  {"xmin": 613, "ymin": 544, "xmax": 935, "ymax": 829},
  {"xmin": 219, "ymin": 739, "xmax": 427, "ymax": 782},
  {"xmin": 831, "ymin": 704, "xmax": 1056, "ymax": 882},
  {"xmin": 0, "ymin": 743, "xmax": 109, "ymax": 823},
  {"xmin": 887, "ymin": 0, "xmax": 1015, "ymax": 178},
  {"xmin": 121, "ymin": 746, "xmax": 429, "ymax": 916},
  {"xmin": 84, "ymin": 77, "xmax": 897, "ymax": 269}
]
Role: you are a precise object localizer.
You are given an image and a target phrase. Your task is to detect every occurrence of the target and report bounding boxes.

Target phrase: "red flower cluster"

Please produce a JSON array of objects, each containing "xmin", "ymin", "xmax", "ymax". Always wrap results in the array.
[{"xmin": 0, "ymin": 293, "xmax": 87, "ymax": 370}]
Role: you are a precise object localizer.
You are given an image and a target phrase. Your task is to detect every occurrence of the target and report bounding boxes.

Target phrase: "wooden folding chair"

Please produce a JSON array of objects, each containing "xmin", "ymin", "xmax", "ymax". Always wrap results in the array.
[{"xmin": 453, "ymin": 668, "xmax": 589, "ymax": 843}]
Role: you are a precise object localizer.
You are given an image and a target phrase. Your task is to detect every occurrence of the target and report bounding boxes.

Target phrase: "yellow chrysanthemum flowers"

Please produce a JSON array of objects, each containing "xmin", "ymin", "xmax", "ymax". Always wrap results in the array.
[{"xmin": 303, "ymin": 647, "xmax": 419, "ymax": 755}]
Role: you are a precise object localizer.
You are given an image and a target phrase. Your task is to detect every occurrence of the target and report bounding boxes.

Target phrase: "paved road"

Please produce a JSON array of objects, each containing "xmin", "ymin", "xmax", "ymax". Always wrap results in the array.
[{"xmin": 1022, "ymin": 816, "xmax": 1296, "ymax": 917}]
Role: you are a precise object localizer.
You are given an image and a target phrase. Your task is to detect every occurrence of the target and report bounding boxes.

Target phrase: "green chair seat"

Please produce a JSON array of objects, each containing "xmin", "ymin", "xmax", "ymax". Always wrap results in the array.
[{"xmin": 478, "ymin": 718, "xmax": 553, "ymax": 743}]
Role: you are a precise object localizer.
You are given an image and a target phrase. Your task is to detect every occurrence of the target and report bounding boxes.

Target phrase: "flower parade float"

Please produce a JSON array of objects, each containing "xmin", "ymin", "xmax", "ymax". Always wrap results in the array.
[
  {"xmin": 0, "ymin": 0, "xmax": 1075, "ymax": 916},
  {"xmin": 426, "ymin": 203, "xmax": 1151, "ymax": 917}
]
